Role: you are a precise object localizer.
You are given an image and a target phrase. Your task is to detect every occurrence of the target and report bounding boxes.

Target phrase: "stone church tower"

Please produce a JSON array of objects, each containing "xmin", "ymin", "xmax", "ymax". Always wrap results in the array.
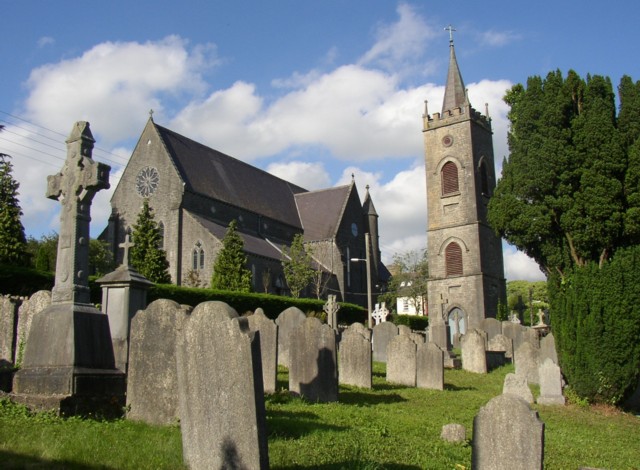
[{"xmin": 422, "ymin": 33, "xmax": 506, "ymax": 347}]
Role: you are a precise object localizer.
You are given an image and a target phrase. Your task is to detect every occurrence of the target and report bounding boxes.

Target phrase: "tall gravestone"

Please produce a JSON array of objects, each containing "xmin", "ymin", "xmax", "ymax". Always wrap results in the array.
[
  {"xmin": 372, "ymin": 321, "xmax": 398, "ymax": 363},
  {"xmin": 338, "ymin": 329, "xmax": 372, "ymax": 389},
  {"xmin": 177, "ymin": 301, "xmax": 268, "ymax": 470},
  {"xmin": 289, "ymin": 317, "xmax": 338, "ymax": 402},
  {"xmin": 126, "ymin": 299, "xmax": 191, "ymax": 425},
  {"xmin": 472, "ymin": 394, "xmax": 544, "ymax": 469},
  {"xmin": 515, "ymin": 341, "xmax": 540, "ymax": 384},
  {"xmin": 13, "ymin": 122, "xmax": 125, "ymax": 415},
  {"xmin": 247, "ymin": 308, "xmax": 279, "ymax": 394},
  {"xmin": 461, "ymin": 329, "xmax": 487, "ymax": 374},
  {"xmin": 537, "ymin": 358, "xmax": 565, "ymax": 405},
  {"xmin": 416, "ymin": 342, "xmax": 444, "ymax": 390},
  {"xmin": 386, "ymin": 334, "xmax": 417, "ymax": 387},
  {"xmin": 481, "ymin": 318, "xmax": 502, "ymax": 341},
  {"xmin": 275, "ymin": 306, "xmax": 306, "ymax": 368},
  {"xmin": 539, "ymin": 332, "xmax": 558, "ymax": 365},
  {"xmin": 0, "ymin": 296, "xmax": 20, "ymax": 366}
]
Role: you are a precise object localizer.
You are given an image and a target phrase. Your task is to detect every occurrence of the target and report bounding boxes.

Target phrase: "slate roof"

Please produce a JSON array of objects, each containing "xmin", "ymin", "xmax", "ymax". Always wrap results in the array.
[
  {"xmin": 295, "ymin": 184, "xmax": 353, "ymax": 241},
  {"xmin": 155, "ymin": 123, "xmax": 307, "ymax": 229},
  {"xmin": 188, "ymin": 211, "xmax": 285, "ymax": 260},
  {"xmin": 441, "ymin": 41, "xmax": 468, "ymax": 114}
]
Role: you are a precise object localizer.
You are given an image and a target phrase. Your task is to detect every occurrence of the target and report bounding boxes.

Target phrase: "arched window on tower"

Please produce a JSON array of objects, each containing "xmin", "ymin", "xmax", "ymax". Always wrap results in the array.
[
  {"xmin": 445, "ymin": 242, "xmax": 463, "ymax": 276},
  {"xmin": 441, "ymin": 161, "xmax": 459, "ymax": 195},
  {"xmin": 479, "ymin": 161, "xmax": 489, "ymax": 195}
]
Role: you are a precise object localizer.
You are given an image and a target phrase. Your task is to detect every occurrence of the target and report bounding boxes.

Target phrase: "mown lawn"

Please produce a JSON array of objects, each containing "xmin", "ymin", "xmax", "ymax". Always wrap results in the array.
[{"xmin": 1, "ymin": 363, "xmax": 639, "ymax": 469}]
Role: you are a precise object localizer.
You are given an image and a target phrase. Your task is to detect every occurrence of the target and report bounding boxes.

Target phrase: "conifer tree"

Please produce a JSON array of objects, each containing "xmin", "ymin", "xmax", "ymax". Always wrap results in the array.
[
  {"xmin": 211, "ymin": 219, "xmax": 252, "ymax": 292},
  {"xmin": 130, "ymin": 199, "xmax": 171, "ymax": 283},
  {"xmin": 0, "ymin": 144, "xmax": 28, "ymax": 265},
  {"xmin": 282, "ymin": 233, "xmax": 313, "ymax": 298}
]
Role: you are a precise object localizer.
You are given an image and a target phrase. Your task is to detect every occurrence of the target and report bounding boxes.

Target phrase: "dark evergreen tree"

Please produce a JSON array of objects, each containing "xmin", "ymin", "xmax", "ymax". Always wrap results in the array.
[
  {"xmin": 210, "ymin": 219, "xmax": 252, "ymax": 292},
  {"xmin": 0, "ymin": 145, "xmax": 28, "ymax": 265},
  {"xmin": 282, "ymin": 233, "xmax": 313, "ymax": 298},
  {"xmin": 130, "ymin": 199, "xmax": 171, "ymax": 283}
]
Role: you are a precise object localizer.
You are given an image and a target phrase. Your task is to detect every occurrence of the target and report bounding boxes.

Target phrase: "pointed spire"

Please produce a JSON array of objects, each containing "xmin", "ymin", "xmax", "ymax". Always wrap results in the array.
[
  {"xmin": 441, "ymin": 25, "xmax": 468, "ymax": 115},
  {"xmin": 362, "ymin": 184, "xmax": 378, "ymax": 217}
]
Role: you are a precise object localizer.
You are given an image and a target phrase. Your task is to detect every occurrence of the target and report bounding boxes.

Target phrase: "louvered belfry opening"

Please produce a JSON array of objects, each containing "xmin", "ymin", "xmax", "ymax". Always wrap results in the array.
[
  {"xmin": 445, "ymin": 242, "xmax": 463, "ymax": 276},
  {"xmin": 441, "ymin": 161, "xmax": 459, "ymax": 195}
]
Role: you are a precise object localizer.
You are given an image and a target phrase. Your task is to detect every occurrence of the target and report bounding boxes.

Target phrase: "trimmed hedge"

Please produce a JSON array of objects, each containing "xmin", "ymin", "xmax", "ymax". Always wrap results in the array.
[
  {"xmin": 549, "ymin": 246, "xmax": 640, "ymax": 405},
  {"xmin": 0, "ymin": 264, "xmax": 54, "ymax": 297},
  {"xmin": 387, "ymin": 313, "xmax": 429, "ymax": 331}
]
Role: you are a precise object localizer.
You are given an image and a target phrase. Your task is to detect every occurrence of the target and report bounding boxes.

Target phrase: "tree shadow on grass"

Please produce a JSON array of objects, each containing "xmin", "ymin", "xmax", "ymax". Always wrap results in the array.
[
  {"xmin": 338, "ymin": 389, "xmax": 407, "ymax": 406},
  {"xmin": 0, "ymin": 450, "xmax": 112, "ymax": 469},
  {"xmin": 444, "ymin": 383, "xmax": 477, "ymax": 392},
  {"xmin": 267, "ymin": 409, "xmax": 347, "ymax": 440},
  {"xmin": 275, "ymin": 460, "xmax": 422, "ymax": 469}
]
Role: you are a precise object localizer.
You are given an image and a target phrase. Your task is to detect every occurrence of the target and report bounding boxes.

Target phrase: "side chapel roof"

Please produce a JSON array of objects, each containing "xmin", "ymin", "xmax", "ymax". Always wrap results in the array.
[
  {"xmin": 154, "ymin": 122, "xmax": 307, "ymax": 229},
  {"xmin": 295, "ymin": 183, "xmax": 354, "ymax": 241}
]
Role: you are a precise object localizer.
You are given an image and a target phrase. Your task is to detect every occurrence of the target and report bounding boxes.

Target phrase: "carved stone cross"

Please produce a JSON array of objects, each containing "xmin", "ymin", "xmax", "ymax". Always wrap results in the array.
[
  {"xmin": 323, "ymin": 294, "xmax": 340, "ymax": 330},
  {"xmin": 46, "ymin": 121, "xmax": 110, "ymax": 304},
  {"xmin": 372, "ymin": 302, "xmax": 389, "ymax": 325},
  {"xmin": 119, "ymin": 234, "xmax": 134, "ymax": 267}
]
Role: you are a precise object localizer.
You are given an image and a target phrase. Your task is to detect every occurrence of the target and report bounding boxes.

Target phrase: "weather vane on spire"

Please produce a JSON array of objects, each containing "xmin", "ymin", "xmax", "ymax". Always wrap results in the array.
[{"xmin": 445, "ymin": 24, "xmax": 456, "ymax": 44}]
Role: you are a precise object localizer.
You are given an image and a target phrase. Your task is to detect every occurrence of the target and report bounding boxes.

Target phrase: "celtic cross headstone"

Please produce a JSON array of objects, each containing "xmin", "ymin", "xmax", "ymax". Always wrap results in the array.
[{"xmin": 323, "ymin": 295, "xmax": 340, "ymax": 330}]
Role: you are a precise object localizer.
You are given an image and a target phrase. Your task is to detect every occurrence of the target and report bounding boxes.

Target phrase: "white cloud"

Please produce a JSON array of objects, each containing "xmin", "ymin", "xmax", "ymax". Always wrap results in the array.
[
  {"xmin": 37, "ymin": 36, "xmax": 55, "ymax": 48},
  {"xmin": 479, "ymin": 30, "xmax": 521, "ymax": 47},
  {"xmin": 266, "ymin": 161, "xmax": 331, "ymax": 190},
  {"xmin": 503, "ymin": 244, "xmax": 547, "ymax": 281}
]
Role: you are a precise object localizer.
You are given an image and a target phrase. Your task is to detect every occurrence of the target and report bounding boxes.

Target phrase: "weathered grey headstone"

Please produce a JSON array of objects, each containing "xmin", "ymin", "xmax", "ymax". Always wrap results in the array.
[
  {"xmin": 247, "ymin": 308, "xmax": 278, "ymax": 394},
  {"xmin": 410, "ymin": 332, "xmax": 425, "ymax": 344},
  {"xmin": 347, "ymin": 322, "xmax": 371, "ymax": 341},
  {"xmin": 15, "ymin": 290, "xmax": 51, "ymax": 362},
  {"xmin": 461, "ymin": 329, "xmax": 487, "ymax": 374},
  {"xmin": 487, "ymin": 333, "xmax": 514, "ymax": 359},
  {"xmin": 429, "ymin": 322, "xmax": 450, "ymax": 351},
  {"xmin": 398, "ymin": 324, "xmax": 412, "ymax": 336},
  {"xmin": 338, "ymin": 328, "xmax": 372, "ymax": 389},
  {"xmin": 481, "ymin": 318, "xmax": 502, "ymax": 341},
  {"xmin": 275, "ymin": 306, "xmax": 306, "ymax": 368},
  {"xmin": 502, "ymin": 321, "xmax": 525, "ymax": 352},
  {"xmin": 503, "ymin": 373, "xmax": 534, "ymax": 404},
  {"xmin": 126, "ymin": 299, "xmax": 190, "ymax": 425},
  {"xmin": 441, "ymin": 423, "xmax": 466, "ymax": 443},
  {"xmin": 289, "ymin": 317, "xmax": 338, "ymax": 402},
  {"xmin": 0, "ymin": 296, "xmax": 21, "ymax": 365},
  {"xmin": 416, "ymin": 342, "xmax": 444, "ymax": 390},
  {"xmin": 372, "ymin": 321, "xmax": 398, "ymax": 363},
  {"xmin": 515, "ymin": 341, "xmax": 540, "ymax": 384},
  {"xmin": 522, "ymin": 327, "xmax": 540, "ymax": 349},
  {"xmin": 537, "ymin": 358, "xmax": 565, "ymax": 405},
  {"xmin": 386, "ymin": 334, "xmax": 417, "ymax": 387},
  {"xmin": 472, "ymin": 394, "xmax": 544, "ymax": 469},
  {"xmin": 539, "ymin": 332, "xmax": 558, "ymax": 365},
  {"xmin": 13, "ymin": 122, "xmax": 125, "ymax": 415},
  {"xmin": 177, "ymin": 301, "xmax": 268, "ymax": 470}
]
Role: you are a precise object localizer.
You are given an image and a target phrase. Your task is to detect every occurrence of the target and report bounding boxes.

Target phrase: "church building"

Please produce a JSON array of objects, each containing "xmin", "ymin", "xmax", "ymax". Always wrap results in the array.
[
  {"xmin": 422, "ymin": 32, "xmax": 507, "ymax": 340},
  {"xmin": 103, "ymin": 118, "xmax": 387, "ymax": 307}
]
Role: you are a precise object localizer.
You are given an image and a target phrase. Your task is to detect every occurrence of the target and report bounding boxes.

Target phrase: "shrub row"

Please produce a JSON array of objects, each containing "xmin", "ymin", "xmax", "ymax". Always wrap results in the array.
[
  {"xmin": 549, "ymin": 245, "xmax": 640, "ymax": 405},
  {"xmin": 387, "ymin": 313, "xmax": 429, "ymax": 331}
]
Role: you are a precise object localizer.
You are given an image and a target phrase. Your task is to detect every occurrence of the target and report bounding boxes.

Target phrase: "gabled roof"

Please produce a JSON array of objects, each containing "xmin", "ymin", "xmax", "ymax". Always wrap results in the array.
[
  {"xmin": 295, "ymin": 183, "xmax": 353, "ymax": 241},
  {"xmin": 154, "ymin": 122, "xmax": 307, "ymax": 229}
]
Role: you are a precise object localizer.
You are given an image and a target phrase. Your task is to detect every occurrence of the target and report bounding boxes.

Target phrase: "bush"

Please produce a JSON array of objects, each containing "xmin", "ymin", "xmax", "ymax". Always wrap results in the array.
[
  {"xmin": 550, "ymin": 245, "xmax": 640, "ymax": 405},
  {"xmin": 0, "ymin": 264, "xmax": 53, "ymax": 296},
  {"xmin": 388, "ymin": 313, "xmax": 429, "ymax": 331}
]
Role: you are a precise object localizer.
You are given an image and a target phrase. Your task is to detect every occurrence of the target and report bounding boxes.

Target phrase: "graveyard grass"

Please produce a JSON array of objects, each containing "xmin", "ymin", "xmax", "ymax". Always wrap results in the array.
[{"xmin": 1, "ymin": 363, "xmax": 639, "ymax": 469}]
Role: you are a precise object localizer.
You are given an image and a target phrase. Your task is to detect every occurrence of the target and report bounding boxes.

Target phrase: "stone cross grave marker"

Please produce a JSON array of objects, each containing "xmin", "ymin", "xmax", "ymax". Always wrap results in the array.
[
  {"xmin": 323, "ymin": 294, "xmax": 340, "ymax": 331},
  {"xmin": 46, "ymin": 121, "xmax": 110, "ymax": 305},
  {"xmin": 372, "ymin": 302, "xmax": 389, "ymax": 325}
]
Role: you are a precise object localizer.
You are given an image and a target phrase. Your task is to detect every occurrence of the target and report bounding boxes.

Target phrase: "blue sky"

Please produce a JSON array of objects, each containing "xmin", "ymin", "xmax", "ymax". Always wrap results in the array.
[{"xmin": 1, "ymin": 1, "xmax": 639, "ymax": 281}]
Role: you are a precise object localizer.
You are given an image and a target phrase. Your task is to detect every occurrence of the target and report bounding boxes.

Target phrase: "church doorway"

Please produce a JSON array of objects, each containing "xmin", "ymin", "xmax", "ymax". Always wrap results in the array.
[{"xmin": 448, "ymin": 308, "xmax": 466, "ymax": 348}]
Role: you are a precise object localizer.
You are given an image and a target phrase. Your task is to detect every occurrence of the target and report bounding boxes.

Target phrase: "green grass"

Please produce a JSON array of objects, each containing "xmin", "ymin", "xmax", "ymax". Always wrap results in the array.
[{"xmin": 1, "ymin": 363, "xmax": 639, "ymax": 469}]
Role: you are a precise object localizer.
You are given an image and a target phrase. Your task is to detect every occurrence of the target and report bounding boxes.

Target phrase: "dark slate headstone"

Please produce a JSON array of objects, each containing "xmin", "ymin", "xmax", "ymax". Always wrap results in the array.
[
  {"xmin": 177, "ymin": 301, "xmax": 268, "ymax": 470},
  {"xmin": 515, "ymin": 341, "xmax": 540, "ymax": 384},
  {"xmin": 472, "ymin": 394, "xmax": 544, "ymax": 470},
  {"xmin": 416, "ymin": 342, "xmax": 444, "ymax": 390},
  {"xmin": 481, "ymin": 318, "xmax": 502, "ymax": 341},
  {"xmin": 461, "ymin": 329, "xmax": 487, "ymax": 374},
  {"xmin": 275, "ymin": 306, "xmax": 306, "ymax": 368},
  {"xmin": 372, "ymin": 321, "xmax": 398, "ymax": 363},
  {"xmin": 386, "ymin": 334, "xmax": 417, "ymax": 387},
  {"xmin": 289, "ymin": 317, "xmax": 338, "ymax": 402},
  {"xmin": 247, "ymin": 308, "xmax": 278, "ymax": 394},
  {"xmin": 338, "ymin": 329, "xmax": 372, "ymax": 389},
  {"xmin": 126, "ymin": 299, "xmax": 190, "ymax": 425}
]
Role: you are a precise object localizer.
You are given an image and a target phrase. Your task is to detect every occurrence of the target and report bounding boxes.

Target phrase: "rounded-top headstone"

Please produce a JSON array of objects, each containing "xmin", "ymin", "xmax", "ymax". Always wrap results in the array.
[
  {"xmin": 191, "ymin": 301, "xmax": 238, "ymax": 323},
  {"xmin": 276, "ymin": 307, "xmax": 306, "ymax": 368}
]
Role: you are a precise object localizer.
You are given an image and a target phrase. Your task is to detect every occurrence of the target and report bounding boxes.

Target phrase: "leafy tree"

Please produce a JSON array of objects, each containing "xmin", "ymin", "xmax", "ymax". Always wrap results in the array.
[
  {"xmin": 282, "ymin": 233, "xmax": 313, "ymax": 298},
  {"xmin": 488, "ymin": 71, "xmax": 637, "ymax": 277},
  {"xmin": 89, "ymin": 239, "xmax": 115, "ymax": 276},
  {"xmin": 130, "ymin": 199, "xmax": 171, "ymax": 283},
  {"xmin": 211, "ymin": 219, "xmax": 252, "ymax": 292},
  {"xmin": 0, "ymin": 141, "xmax": 28, "ymax": 265},
  {"xmin": 381, "ymin": 249, "xmax": 428, "ymax": 315}
]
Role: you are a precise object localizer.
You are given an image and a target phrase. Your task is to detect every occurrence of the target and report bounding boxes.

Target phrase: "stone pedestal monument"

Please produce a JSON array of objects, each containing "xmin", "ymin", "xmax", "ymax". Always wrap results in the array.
[{"xmin": 12, "ymin": 122, "xmax": 125, "ymax": 415}]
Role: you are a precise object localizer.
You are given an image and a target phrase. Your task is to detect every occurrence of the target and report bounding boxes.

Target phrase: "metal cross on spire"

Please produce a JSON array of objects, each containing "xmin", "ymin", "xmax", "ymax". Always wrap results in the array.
[{"xmin": 445, "ymin": 24, "xmax": 456, "ymax": 44}]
